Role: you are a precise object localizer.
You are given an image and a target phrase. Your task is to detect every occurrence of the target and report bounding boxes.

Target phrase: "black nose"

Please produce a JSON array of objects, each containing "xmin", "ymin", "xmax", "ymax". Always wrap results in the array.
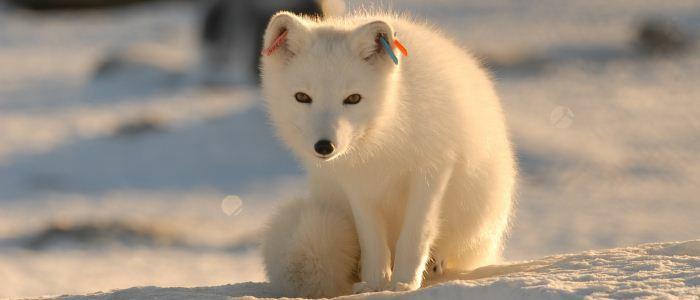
[{"xmin": 314, "ymin": 140, "xmax": 335, "ymax": 156}]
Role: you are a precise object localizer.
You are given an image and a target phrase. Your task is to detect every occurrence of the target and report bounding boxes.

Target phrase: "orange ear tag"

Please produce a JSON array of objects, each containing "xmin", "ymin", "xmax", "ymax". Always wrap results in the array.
[
  {"xmin": 263, "ymin": 30, "xmax": 288, "ymax": 56},
  {"xmin": 393, "ymin": 39, "xmax": 408, "ymax": 57}
]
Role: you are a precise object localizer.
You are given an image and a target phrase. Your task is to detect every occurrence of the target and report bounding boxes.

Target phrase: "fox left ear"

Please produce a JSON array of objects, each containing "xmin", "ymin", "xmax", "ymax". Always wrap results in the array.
[
  {"xmin": 262, "ymin": 12, "xmax": 311, "ymax": 60},
  {"xmin": 350, "ymin": 21, "xmax": 396, "ymax": 66}
]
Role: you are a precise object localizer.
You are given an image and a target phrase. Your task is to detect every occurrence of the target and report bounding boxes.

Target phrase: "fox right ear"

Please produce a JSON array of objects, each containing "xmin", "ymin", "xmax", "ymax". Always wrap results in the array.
[
  {"xmin": 350, "ymin": 21, "xmax": 396, "ymax": 66},
  {"xmin": 262, "ymin": 12, "xmax": 310, "ymax": 60}
]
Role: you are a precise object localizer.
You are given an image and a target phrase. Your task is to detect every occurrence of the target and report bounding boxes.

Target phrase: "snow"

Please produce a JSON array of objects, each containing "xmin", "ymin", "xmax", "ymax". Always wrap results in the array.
[
  {"xmin": 54, "ymin": 240, "xmax": 700, "ymax": 299},
  {"xmin": 1, "ymin": 0, "xmax": 699, "ymax": 299}
]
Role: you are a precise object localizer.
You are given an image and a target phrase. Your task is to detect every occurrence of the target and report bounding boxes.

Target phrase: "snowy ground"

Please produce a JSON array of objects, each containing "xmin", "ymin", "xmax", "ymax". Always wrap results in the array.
[
  {"xmin": 54, "ymin": 240, "xmax": 700, "ymax": 300},
  {"xmin": 1, "ymin": 0, "xmax": 699, "ymax": 299}
]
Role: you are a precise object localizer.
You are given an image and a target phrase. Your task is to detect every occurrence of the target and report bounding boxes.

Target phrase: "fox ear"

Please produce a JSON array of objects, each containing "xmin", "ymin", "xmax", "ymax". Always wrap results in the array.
[
  {"xmin": 262, "ymin": 12, "xmax": 310, "ymax": 60},
  {"xmin": 350, "ymin": 21, "xmax": 396, "ymax": 65}
]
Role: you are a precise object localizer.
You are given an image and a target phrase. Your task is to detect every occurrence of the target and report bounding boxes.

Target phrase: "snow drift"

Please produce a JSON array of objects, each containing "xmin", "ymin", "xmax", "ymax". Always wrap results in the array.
[{"xmin": 56, "ymin": 240, "xmax": 700, "ymax": 299}]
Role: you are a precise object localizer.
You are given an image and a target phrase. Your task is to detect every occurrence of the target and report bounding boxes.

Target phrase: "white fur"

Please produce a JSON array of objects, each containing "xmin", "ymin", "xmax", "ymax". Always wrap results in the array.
[
  {"xmin": 260, "ymin": 10, "xmax": 516, "ymax": 297},
  {"xmin": 262, "ymin": 198, "xmax": 359, "ymax": 298}
]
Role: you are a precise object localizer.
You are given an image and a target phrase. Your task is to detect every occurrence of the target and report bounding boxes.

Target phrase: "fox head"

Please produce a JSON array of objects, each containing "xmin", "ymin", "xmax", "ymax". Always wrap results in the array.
[{"xmin": 261, "ymin": 12, "xmax": 400, "ymax": 164}]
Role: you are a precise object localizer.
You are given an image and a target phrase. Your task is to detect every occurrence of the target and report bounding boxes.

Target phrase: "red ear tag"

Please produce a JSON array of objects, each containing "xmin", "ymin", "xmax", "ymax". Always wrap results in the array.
[{"xmin": 263, "ymin": 30, "xmax": 288, "ymax": 56}]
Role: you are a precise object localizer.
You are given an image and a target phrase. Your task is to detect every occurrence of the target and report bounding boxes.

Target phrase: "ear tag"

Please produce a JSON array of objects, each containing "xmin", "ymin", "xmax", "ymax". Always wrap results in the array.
[
  {"xmin": 394, "ymin": 39, "xmax": 408, "ymax": 57},
  {"xmin": 392, "ymin": 32, "xmax": 408, "ymax": 57},
  {"xmin": 263, "ymin": 30, "xmax": 288, "ymax": 56},
  {"xmin": 379, "ymin": 36, "xmax": 399, "ymax": 65}
]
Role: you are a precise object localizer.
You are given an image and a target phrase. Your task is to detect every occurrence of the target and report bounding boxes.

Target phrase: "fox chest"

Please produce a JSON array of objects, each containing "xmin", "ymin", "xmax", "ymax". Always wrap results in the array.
[{"xmin": 338, "ymin": 168, "xmax": 411, "ymax": 209}]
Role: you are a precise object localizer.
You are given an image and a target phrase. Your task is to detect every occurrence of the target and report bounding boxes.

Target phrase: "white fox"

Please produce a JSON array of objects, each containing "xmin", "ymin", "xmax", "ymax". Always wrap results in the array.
[{"xmin": 260, "ymin": 7, "xmax": 516, "ymax": 298}]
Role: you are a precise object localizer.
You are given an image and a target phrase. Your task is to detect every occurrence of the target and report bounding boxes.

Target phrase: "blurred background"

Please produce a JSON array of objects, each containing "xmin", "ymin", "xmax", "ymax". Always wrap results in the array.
[{"xmin": 0, "ymin": 0, "xmax": 698, "ymax": 298}]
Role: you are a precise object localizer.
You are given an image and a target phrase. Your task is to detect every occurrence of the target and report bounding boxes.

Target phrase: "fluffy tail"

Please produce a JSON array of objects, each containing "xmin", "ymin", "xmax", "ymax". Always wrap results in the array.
[
  {"xmin": 318, "ymin": 0, "xmax": 346, "ymax": 17},
  {"xmin": 262, "ymin": 197, "xmax": 359, "ymax": 298}
]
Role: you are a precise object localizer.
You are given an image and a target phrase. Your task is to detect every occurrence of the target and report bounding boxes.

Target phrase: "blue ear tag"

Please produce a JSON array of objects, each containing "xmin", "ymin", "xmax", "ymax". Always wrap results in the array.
[{"xmin": 379, "ymin": 36, "xmax": 399, "ymax": 65}]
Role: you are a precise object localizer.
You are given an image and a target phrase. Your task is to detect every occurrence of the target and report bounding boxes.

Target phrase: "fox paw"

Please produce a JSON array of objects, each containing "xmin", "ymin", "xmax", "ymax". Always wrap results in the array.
[
  {"xmin": 352, "ymin": 281, "xmax": 387, "ymax": 294},
  {"xmin": 386, "ymin": 281, "xmax": 419, "ymax": 292}
]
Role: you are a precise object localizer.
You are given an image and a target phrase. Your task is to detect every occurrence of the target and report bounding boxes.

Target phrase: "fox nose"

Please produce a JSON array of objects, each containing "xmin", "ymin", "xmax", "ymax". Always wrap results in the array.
[{"xmin": 314, "ymin": 140, "xmax": 335, "ymax": 156}]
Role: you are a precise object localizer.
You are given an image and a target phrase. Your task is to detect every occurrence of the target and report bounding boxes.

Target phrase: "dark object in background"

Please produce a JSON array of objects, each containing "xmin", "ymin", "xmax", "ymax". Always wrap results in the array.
[
  {"xmin": 23, "ymin": 221, "xmax": 181, "ymax": 250},
  {"xmin": 89, "ymin": 46, "xmax": 186, "ymax": 102},
  {"xmin": 636, "ymin": 19, "xmax": 693, "ymax": 56},
  {"xmin": 113, "ymin": 115, "xmax": 165, "ymax": 138},
  {"xmin": 5, "ymin": 0, "xmax": 166, "ymax": 10},
  {"xmin": 199, "ymin": 0, "xmax": 323, "ymax": 86}
]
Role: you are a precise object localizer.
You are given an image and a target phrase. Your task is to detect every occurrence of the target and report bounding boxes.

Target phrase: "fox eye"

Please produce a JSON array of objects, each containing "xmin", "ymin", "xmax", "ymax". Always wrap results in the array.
[
  {"xmin": 343, "ymin": 94, "xmax": 362, "ymax": 105},
  {"xmin": 295, "ymin": 92, "xmax": 312, "ymax": 104}
]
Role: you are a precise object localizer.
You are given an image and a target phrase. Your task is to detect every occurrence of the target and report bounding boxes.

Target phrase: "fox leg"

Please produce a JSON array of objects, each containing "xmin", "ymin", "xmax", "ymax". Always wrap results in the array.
[{"xmin": 389, "ymin": 164, "xmax": 454, "ymax": 291}]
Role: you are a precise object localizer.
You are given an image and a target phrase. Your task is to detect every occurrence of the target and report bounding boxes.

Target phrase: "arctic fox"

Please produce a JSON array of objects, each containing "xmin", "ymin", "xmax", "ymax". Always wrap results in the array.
[{"xmin": 260, "ymin": 8, "xmax": 516, "ymax": 298}]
